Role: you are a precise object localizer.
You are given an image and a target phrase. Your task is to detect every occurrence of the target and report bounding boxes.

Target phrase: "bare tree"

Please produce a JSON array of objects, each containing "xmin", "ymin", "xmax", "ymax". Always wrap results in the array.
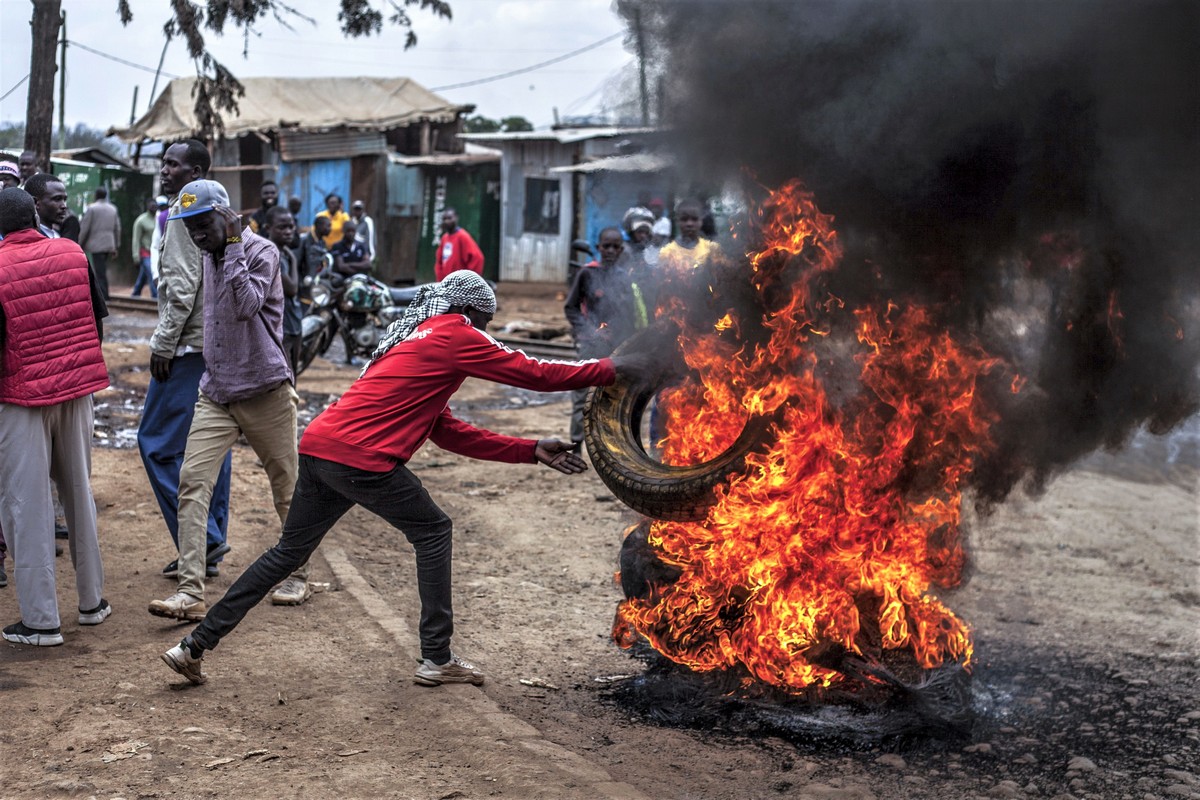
[{"xmin": 24, "ymin": 0, "xmax": 63, "ymax": 172}]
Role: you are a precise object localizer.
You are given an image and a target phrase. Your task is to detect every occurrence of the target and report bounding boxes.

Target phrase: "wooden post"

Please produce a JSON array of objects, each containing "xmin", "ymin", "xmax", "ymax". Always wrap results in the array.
[{"xmin": 24, "ymin": 0, "xmax": 64, "ymax": 171}]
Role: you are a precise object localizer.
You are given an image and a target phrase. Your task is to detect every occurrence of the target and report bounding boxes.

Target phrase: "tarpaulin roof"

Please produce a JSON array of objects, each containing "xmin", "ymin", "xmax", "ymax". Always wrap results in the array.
[{"xmin": 110, "ymin": 76, "xmax": 471, "ymax": 143}]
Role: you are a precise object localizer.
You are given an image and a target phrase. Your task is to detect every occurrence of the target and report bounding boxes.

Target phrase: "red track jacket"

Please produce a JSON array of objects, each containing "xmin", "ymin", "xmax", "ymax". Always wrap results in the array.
[{"xmin": 300, "ymin": 313, "xmax": 615, "ymax": 471}]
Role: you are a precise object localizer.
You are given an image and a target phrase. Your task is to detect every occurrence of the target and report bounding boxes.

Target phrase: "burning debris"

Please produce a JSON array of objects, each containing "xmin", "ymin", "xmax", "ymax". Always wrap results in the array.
[{"xmin": 598, "ymin": 0, "xmax": 1198, "ymax": 728}]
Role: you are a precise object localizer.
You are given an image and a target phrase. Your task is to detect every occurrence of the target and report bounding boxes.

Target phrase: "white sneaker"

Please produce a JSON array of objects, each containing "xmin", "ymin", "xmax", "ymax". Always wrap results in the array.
[
  {"xmin": 148, "ymin": 592, "xmax": 207, "ymax": 621},
  {"xmin": 270, "ymin": 577, "xmax": 311, "ymax": 606},
  {"xmin": 414, "ymin": 653, "xmax": 485, "ymax": 686},
  {"xmin": 161, "ymin": 641, "xmax": 207, "ymax": 685},
  {"xmin": 78, "ymin": 600, "xmax": 112, "ymax": 626}
]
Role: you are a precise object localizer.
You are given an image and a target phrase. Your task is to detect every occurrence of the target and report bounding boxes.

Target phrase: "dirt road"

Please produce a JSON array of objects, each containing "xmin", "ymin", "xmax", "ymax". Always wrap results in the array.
[{"xmin": 1, "ymin": 285, "xmax": 1197, "ymax": 800}]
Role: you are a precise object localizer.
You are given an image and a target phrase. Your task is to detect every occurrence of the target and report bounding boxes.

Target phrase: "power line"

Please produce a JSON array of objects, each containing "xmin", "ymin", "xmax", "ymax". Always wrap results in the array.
[
  {"xmin": 1, "ymin": 74, "xmax": 31, "ymax": 102},
  {"xmin": 429, "ymin": 31, "xmax": 624, "ymax": 93},
  {"xmin": 67, "ymin": 41, "xmax": 182, "ymax": 80}
]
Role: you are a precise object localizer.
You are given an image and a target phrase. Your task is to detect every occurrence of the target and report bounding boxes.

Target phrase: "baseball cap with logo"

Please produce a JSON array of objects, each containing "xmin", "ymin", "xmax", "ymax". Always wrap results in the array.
[{"xmin": 167, "ymin": 179, "xmax": 231, "ymax": 220}]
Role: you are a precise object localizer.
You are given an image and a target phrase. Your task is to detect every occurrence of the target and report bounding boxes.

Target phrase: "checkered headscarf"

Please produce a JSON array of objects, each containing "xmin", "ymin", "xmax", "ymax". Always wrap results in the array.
[{"xmin": 366, "ymin": 271, "xmax": 497, "ymax": 367}]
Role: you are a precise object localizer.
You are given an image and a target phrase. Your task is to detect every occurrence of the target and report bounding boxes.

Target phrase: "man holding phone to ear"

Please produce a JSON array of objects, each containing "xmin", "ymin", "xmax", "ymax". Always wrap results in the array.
[{"xmin": 149, "ymin": 178, "xmax": 304, "ymax": 622}]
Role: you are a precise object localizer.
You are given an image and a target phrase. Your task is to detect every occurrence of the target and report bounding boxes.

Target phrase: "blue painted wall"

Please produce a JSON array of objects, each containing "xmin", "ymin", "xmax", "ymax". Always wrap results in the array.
[{"xmin": 277, "ymin": 159, "xmax": 353, "ymax": 228}]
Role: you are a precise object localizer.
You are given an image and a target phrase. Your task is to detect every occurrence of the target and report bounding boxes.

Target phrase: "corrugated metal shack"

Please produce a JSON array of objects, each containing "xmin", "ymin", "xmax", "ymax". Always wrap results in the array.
[
  {"xmin": 459, "ymin": 128, "xmax": 657, "ymax": 283},
  {"xmin": 109, "ymin": 76, "xmax": 481, "ymax": 284}
]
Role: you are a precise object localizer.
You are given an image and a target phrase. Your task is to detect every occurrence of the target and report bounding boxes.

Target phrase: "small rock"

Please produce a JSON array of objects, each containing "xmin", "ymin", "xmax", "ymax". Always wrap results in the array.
[
  {"xmin": 1164, "ymin": 770, "xmax": 1199, "ymax": 787},
  {"xmin": 1067, "ymin": 756, "xmax": 1098, "ymax": 772},
  {"xmin": 1164, "ymin": 786, "xmax": 1200, "ymax": 799},
  {"xmin": 989, "ymin": 780, "xmax": 1022, "ymax": 798},
  {"xmin": 204, "ymin": 757, "xmax": 234, "ymax": 769},
  {"xmin": 1015, "ymin": 753, "xmax": 1038, "ymax": 765},
  {"xmin": 965, "ymin": 743, "xmax": 993, "ymax": 754},
  {"xmin": 875, "ymin": 754, "xmax": 906, "ymax": 769},
  {"xmin": 1182, "ymin": 710, "xmax": 1200, "ymax": 721}
]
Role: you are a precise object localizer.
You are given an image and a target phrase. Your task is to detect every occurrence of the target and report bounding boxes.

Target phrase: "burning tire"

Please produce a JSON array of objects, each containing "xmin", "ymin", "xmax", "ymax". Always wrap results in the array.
[{"xmin": 583, "ymin": 329, "xmax": 776, "ymax": 522}]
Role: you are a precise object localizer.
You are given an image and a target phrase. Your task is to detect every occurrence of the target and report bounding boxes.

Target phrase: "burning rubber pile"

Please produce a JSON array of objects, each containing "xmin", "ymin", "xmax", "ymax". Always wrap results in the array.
[{"xmin": 587, "ymin": 181, "xmax": 1005, "ymax": 724}]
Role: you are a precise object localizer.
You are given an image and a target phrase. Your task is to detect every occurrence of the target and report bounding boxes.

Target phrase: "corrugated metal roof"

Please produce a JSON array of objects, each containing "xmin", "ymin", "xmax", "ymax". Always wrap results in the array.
[
  {"xmin": 110, "ymin": 76, "xmax": 471, "ymax": 142},
  {"xmin": 550, "ymin": 152, "xmax": 670, "ymax": 174},
  {"xmin": 278, "ymin": 130, "xmax": 387, "ymax": 162},
  {"xmin": 460, "ymin": 127, "xmax": 656, "ymax": 145},
  {"xmin": 389, "ymin": 143, "xmax": 501, "ymax": 166}
]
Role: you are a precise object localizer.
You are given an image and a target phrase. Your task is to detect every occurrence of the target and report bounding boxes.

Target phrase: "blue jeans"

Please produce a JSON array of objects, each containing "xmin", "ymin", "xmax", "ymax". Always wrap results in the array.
[
  {"xmin": 190, "ymin": 454, "xmax": 454, "ymax": 663},
  {"xmin": 137, "ymin": 352, "xmax": 231, "ymax": 553},
  {"xmin": 131, "ymin": 255, "xmax": 157, "ymax": 298}
]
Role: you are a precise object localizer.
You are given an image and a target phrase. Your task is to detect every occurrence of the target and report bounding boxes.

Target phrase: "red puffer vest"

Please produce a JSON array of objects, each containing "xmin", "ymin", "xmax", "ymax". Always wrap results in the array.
[{"xmin": 0, "ymin": 228, "xmax": 109, "ymax": 406}]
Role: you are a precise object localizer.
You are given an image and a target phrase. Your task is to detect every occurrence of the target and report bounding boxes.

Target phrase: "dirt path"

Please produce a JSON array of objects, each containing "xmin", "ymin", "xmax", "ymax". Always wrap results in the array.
[{"xmin": 1, "ymin": 286, "xmax": 1198, "ymax": 800}]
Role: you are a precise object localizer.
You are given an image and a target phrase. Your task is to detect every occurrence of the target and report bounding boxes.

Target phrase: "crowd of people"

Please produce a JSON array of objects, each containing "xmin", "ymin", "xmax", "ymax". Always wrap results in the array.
[{"xmin": 0, "ymin": 140, "xmax": 647, "ymax": 692}]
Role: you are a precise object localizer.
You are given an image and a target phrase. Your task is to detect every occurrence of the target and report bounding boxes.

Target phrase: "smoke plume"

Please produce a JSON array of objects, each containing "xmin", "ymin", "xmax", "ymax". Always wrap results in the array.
[{"xmin": 621, "ymin": 0, "xmax": 1200, "ymax": 501}]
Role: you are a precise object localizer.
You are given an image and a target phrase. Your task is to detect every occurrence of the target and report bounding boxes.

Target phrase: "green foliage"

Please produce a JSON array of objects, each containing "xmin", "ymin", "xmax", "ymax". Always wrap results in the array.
[
  {"xmin": 464, "ymin": 115, "xmax": 501, "ymax": 133},
  {"xmin": 499, "ymin": 116, "xmax": 534, "ymax": 132},
  {"xmin": 0, "ymin": 122, "xmax": 122, "ymax": 157}
]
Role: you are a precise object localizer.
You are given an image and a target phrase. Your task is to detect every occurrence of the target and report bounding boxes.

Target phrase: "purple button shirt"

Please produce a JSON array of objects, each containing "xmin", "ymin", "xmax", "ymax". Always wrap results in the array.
[{"xmin": 199, "ymin": 228, "xmax": 293, "ymax": 404}]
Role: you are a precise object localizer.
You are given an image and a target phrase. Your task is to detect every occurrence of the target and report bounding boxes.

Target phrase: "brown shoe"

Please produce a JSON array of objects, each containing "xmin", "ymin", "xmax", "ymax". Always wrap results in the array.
[{"xmin": 148, "ymin": 592, "xmax": 207, "ymax": 621}]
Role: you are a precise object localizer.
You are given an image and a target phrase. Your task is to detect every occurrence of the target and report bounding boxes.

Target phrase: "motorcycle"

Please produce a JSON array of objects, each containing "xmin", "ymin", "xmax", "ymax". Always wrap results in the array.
[{"xmin": 296, "ymin": 260, "xmax": 422, "ymax": 376}]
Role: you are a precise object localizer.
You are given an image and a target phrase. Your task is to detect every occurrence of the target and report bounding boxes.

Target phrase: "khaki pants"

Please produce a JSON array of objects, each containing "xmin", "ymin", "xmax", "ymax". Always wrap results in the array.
[
  {"xmin": 176, "ymin": 382, "xmax": 301, "ymax": 599},
  {"xmin": 0, "ymin": 397, "xmax": 103, "ymax": 629}
]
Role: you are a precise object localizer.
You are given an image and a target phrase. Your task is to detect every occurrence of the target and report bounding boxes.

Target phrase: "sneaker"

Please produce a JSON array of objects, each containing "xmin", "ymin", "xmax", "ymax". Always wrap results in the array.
[
  {"xmin": 0, "ymin": 562, "xmax": 7, "ymax": 588},
  {"xmin": 413, "ymin": 653, "xmax": 485, "ymax": 686},
  {"xmin": 270, "ymin": 577, "xmax": 311, "ymax": 606},
  {"xmin": 162, "ymin": 542, "xmax": 230, "ymax": 578},
  {"xmin": 78, "ymin": 599, "xmax": 112, "ymax": 626},
  {"xmin": 148, "ymin": 592, "xmax": 207, "ymax": 621},
  {"xmin": 55, "ymin": 541, "xmax": 63, "ymax": 557},
  {"xmin": 3, "ymin": 621, "xmax": 64, "ymax": 646},
  {"xmin": 54, "ymin": 521, "xmax": 69, "ymax": 540},
  {"xmin": 161, "ymin": 640, "xmax": 207, "ymax": 685}
]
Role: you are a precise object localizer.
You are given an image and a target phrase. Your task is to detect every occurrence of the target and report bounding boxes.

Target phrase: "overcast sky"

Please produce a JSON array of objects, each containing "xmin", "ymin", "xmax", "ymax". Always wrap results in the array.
[{"xmin": 0, "ymin": 0, "xmax": 634, "ymax": 133}]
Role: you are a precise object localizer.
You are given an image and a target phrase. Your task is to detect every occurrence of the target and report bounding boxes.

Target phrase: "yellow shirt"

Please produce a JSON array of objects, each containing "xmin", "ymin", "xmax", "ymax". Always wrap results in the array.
[
  {"xmin": 658, "ymin": 238, "xmax": 720, "ymax": 273},
  {"xmin": 316, "ymin": 209, "xmax": 350, "ymax": 249}
]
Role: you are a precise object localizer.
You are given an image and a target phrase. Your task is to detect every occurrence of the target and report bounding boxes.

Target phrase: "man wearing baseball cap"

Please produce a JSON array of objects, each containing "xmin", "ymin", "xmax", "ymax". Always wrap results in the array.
[{"xmin": 149, "ymin": 177, "xmax": 306, "ymax": 621}]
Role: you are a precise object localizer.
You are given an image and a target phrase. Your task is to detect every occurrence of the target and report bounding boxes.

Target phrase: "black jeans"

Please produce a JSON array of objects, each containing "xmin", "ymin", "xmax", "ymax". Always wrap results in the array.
[{"xmin": 190, "ymin": 454, "xmax": 454, "ymax": 662}]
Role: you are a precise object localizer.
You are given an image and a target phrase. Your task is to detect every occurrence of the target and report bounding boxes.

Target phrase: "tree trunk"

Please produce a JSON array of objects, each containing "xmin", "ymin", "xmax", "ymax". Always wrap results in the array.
[{"xmin": 24, "ymin": 0, "xmax": 63, "ymax": 173}]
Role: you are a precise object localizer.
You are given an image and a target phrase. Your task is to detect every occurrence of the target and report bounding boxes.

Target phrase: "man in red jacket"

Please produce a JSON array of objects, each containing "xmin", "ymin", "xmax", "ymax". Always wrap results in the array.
[
  {"xmin": 162, "ymin": 270, "xmax": 645, "ymax": 688},
  {"xmin": 433, "ymin": 207, "xmax": 484, "ymax": 281},
  {"xmin": 0, "ymin": 188, "xmax": 111, "ymax": 646}
]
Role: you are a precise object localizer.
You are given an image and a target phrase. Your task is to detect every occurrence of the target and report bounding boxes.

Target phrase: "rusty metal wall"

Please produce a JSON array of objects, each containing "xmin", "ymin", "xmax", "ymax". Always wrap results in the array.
[{"xmin": 497, "ymin": 140, "xmax": 574, "ymax": 283}]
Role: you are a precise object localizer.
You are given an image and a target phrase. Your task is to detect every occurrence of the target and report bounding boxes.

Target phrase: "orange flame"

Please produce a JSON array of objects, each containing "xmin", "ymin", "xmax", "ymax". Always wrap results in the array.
[{"xmin": 614, "ymin": 181, "xmax": 1002, "ymax": 691}]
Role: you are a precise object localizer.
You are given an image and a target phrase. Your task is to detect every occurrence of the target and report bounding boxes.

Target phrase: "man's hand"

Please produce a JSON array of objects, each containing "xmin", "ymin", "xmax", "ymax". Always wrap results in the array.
[
  {"xmin": 214, "ymin": 205, "xmax": 243, "ymax": 232},
  {"xmin": 150, "ymin": 353, "xmax": 173, "ymax": 383},
  {"xmin": 535, "ymin": 439, "xmax": 589, "ymax": 474}
]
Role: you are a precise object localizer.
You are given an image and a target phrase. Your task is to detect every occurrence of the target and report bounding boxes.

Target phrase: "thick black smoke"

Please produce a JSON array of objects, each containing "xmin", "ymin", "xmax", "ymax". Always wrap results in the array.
[{"xmin": 621, "ymin": 0, "xmax": 1200, "ymax": 502}]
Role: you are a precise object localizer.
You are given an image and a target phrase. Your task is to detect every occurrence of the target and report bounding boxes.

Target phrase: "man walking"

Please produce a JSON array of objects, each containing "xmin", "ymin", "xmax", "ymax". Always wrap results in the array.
[
  {"xmin": 149, "ymin": 178, "xmax": 304, "ymax": 621},
  {"xmin": 138, "ymin": 141, "xmax": 233, "ymax": 589},
  {"xmin": 131, "ymin": 198, "xmax": 158, "ymax": 298},
  {"xmin": 0, "ymin": 188, "xmax": 111, "ymax": 646},
  {"xmin": 78, "ymin": 187, "xmax": 120, "ymax": 300},
  {"xmin": 434, "ymin": 208, "xmax": 484, "ymax": 281},
  {"xmin": 160, "ymin": 271, "xmax": 647, "ymax": 687}
]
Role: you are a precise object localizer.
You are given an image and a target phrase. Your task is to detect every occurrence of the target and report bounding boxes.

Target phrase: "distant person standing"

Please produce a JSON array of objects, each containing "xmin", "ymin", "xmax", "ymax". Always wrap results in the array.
[
  {"xmin": 0, "ymin": 187, "xmax": 111, "ymax": 647},
  {"xmin": 286, "ymin": 196, "xmax": 304, "ymax": 248},
  {"xmin": 350, "ymin": 200, "xmax": 376, "ymax": 263},
  {"xmin": 248, "ymin": 180, "xmax": 278, "ymax": 234},
  {"xmin": 434, "ymin": 208, "xmax": 483, "ymax": 281},
  {"xmin": 297, "ymin": 215, "xmax": 331, "ymax": 288},
  {"xmin": 316, "ymin": 193, "xmax": 349, "ymax": 249},
  {"xmin": 150, "ymin": 195, "xmax": 169, "ymax": 282},
  {"xmin": 17, "ymin": 150, "xmax": 38, "ymax": 184},
  {"xmin": 79, "ymin": 187, "xmax": 120, "ymax": 300},
  {"xmin": 264, "ymin": 206, "xmax": 303, "ymax": 375},
  {"xmin": 658, "ymin": 198, "xmax": 720, "ymax": 273},
  {"xmin": 131, "ymin": 198, "xmax": 158, "ymax": 298},
  {"xmin": 331, "ymin": 219, "xmax": 370, "ymax": 277}
]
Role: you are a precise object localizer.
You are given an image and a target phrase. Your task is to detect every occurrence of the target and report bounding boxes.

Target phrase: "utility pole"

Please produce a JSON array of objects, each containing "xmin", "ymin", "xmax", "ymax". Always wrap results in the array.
[
  {"xmin": 24, "ymin": 0, "xmax": 64, "ymax": 171},
  {"xmin": 57, "ymin": 10, "xmax": 67, "ymax": 151},
  {"xmin": 632, "ymin": 5, "xmax": 650, "ymax": 126},
  {"xmin": 127, "ymin": 86, "xmax": 139, "ymax": 160}
]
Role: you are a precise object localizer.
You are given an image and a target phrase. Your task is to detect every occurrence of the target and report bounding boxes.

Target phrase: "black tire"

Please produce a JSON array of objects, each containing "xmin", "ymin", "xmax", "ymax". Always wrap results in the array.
[{"xmin": 583, "ymin": 330, "xmax": 776, "ymax": 522}]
